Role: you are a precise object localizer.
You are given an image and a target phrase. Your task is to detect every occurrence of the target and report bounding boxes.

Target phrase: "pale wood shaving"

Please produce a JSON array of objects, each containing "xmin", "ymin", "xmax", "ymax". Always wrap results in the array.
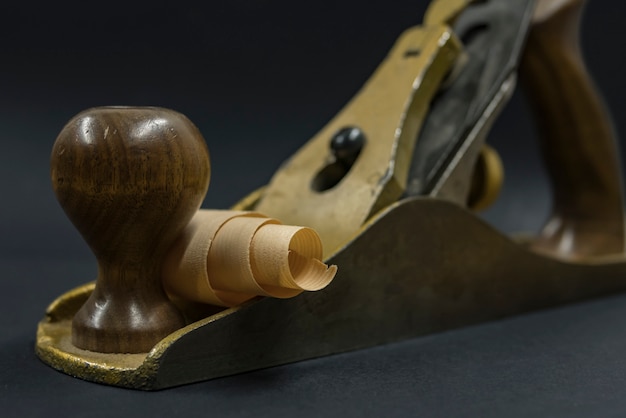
[{"xmin": 163, "ymin": 209, "xmax": 337, "ymax": 307}]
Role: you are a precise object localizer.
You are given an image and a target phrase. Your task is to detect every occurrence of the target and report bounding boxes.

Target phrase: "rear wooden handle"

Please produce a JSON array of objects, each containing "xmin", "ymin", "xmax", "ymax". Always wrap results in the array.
[{"xmin": 520, "ymin": 0, "xmax": 625, "ymax": 258}]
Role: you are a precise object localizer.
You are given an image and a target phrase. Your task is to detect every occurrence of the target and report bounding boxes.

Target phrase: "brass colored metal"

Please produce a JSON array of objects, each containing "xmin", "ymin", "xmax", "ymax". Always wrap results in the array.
[
  {"xmin": 424, "ymin": 0, "xmax": 480, "ymax": 26},
  {"xmin": 428, "ymin": 74, "xmax": 514, "ymax": 206},
  {"xmin": 255, "ymin": 22, "xmax": 462, "ymax": 258},
  {"xmin": 406, "ymin": 0, "xmax": 533, "ymax": 203},
  {"xmin": 36, "ymin": 198, "xmax": 626, "ymax": 389},
  {"xmin": 35, "ymin": 0, "xmax": 626, "ymax": 392},
  {"xmin": 468, "ymin": 145, "xmax": 505, "ymax": 211}
]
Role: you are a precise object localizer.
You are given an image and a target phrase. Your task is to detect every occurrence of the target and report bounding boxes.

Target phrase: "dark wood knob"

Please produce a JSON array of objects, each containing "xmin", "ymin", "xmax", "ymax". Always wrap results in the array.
[{"xmin": 51, "ymin": 106, "xmax": 211, "ymax": 353}]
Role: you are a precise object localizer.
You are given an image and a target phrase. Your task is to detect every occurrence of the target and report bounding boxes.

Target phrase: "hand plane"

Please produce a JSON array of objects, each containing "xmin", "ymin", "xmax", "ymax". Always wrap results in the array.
[{"xmin": 36, "ymin": 0, "xmax": 626, "ymax": 389}]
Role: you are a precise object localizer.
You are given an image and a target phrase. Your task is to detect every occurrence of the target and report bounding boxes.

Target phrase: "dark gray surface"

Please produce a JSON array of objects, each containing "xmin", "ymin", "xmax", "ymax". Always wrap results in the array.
[
  {"xmin": 4, "ymin": 258, "xmax": 626, "ymax": 417},
  {"xmin": 2, "ymin": 1, "xmax": 626, "ymax": 416}
]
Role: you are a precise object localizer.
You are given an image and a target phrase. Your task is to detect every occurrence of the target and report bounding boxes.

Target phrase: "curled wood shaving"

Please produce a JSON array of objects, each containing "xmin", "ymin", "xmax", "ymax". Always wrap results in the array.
[{"xmin": 163, "ymin": 209, "xmax": 337, "ymax": 307}]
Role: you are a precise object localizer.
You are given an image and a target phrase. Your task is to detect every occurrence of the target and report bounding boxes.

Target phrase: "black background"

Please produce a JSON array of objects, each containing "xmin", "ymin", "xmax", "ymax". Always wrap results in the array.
[{"xmin": 3, "ymin": 1, "xmax": 626, "ymax": 416}]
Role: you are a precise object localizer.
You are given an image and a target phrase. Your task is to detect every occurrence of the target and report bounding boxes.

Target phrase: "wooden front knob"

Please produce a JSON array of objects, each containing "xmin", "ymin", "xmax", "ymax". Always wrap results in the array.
[{"xmin": 51, "ymin": 107, "xmax": 210, "ymax": 353}]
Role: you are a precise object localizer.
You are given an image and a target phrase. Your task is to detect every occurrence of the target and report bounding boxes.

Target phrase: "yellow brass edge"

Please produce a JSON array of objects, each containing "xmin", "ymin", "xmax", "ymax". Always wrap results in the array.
[
  {"xmin": 330, "ymin": 195, "xmax": 626, "ymax": 266},
  {"xmin": 35, "ymin": 195, "xmax": 626, "ymax": 389},
  {"xmin": 231, "ymin": 186, "xmax": 266, "ymax": 211},
  {"xmin": 221, "ymin": 185, "xmax": 626, "ymax": 266},
  {"xmin": 36, "ymin": 320, "xmax": 152, "ymax": 388},
  {"xmin": 140, "ymin": 300, "xmax": 260, "ymax": 369},
  {"xmin": 45, "ymin": 282, "xmax": 94, "ymax": 320},
  {"xmin": 254, "ymin": 24, "xmax": 463, "ymax": 258},
  {"xmin": 424, "ymin": 0, "xmax": 476, "ymax": 26},
  {"xmin": 35, "ymin": 281, "xmax": 263, "ymax": 389},
  {"xmin": 35, "ymin": 185, "xmax": 270, "ymax": 389},
  {"xmin": 469, "ymin": 145, "xmax": 505, "ymax": 212}
]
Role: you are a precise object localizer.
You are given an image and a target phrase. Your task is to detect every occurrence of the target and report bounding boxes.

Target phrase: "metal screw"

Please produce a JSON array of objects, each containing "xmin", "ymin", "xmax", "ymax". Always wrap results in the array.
[{"xmin": 330, "ymin": 126, "xmax": 366, "ymax": 165}]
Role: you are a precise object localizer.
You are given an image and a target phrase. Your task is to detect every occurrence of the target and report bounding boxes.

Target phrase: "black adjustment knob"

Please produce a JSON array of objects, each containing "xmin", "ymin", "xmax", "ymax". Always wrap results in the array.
[{"xmin": 330, "ymin": 126, "xmax": 366, "ymax": 165}]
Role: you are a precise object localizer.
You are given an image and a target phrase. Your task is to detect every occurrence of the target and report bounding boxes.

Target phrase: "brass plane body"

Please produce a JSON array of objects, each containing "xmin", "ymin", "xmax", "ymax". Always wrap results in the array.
[
  {"xmin": 255, "ymin": 23, "xmax": 462, "ymax": 258},
  {"xmin": 35, "ymin": 0, "xmax": 626, "ymax": 389}
]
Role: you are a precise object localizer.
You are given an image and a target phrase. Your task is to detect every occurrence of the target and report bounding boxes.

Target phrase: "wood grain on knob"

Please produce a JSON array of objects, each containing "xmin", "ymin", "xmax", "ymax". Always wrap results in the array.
[{"xmin": 51, "ymin": 106, "xmax": 210, "ymax": 353}]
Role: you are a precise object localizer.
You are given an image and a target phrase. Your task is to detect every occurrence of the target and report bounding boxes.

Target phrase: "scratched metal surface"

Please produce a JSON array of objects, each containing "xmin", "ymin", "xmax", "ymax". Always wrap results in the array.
[{"xmin": 2, "ymin": 0, "xmax": 626, "ymax": 416}]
